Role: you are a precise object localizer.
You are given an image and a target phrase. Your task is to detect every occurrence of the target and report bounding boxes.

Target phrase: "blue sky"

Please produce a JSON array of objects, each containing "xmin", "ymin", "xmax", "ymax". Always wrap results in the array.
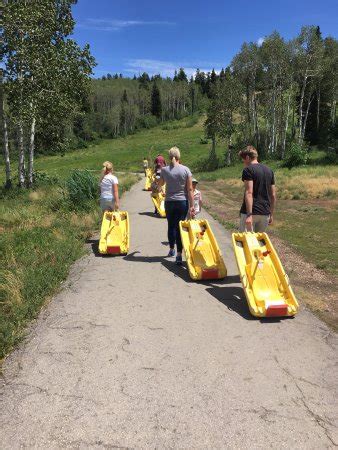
[{"xmin": 72, "ymin": 0, "xmax": 338, "ymax": 78}]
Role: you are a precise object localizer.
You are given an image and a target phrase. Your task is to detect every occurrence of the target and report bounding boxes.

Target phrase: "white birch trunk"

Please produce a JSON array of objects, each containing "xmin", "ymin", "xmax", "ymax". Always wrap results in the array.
[
  {"xmin": 282, "ymin": 91, "xmax": 291, "ymax": 159},
  {"xmin": 2, "ymin": 105, "xmax": 12, "ymax": 188},
  {"xmin": 18, "ymin": 123, "xmax": 25, "ymax": 187},
  {"xmin": 316, "ymin": 87, "xmax": 321, "ymax": 131},
  {"xmin": 28, "ymin": 116, "xmax": 36, "ymax": 187},
  {"xmin": 301, "ymin": 94, "xmax": 313, "ymax": 141},
  {"xmin": 298, "ymin": 74, "xmax": 308, "ymax": 143}
]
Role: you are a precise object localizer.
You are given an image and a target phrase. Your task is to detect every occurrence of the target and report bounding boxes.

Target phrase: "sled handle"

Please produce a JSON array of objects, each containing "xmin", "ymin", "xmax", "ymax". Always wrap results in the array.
[
  {"xmin": 241, "ymin": 273, "xmax": 248, "ymax": 289},
  {"xmin": 284, "ymin": 272, "xmax": 290, "ymax": 286}
]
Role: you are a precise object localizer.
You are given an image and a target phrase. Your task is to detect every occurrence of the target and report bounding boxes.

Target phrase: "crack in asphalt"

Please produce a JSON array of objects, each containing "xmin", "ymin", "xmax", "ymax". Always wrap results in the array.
[{"xmin": 274, "ymin": 356, "xmax": 337, "ymax": 446}]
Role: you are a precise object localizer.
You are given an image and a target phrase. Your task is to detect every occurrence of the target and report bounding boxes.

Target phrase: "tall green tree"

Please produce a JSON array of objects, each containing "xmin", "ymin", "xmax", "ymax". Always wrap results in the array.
[
  {"xmin": 205, "ymin": 75, "xmax": 242, "ymax": 167},
  {"xmin": 151, "ymin": 82, "xmax": 162, "ymax": 119},
  {"xmin": 3, "ymin": 0, "xmax": 95, "ymax": 187}
]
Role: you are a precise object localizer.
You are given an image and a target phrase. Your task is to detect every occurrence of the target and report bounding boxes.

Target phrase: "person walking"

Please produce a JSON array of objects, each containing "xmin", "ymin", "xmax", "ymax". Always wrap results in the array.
[
  {"xmin": 239, "ymin": 146, "xmax": 276, "ymax": 232},
  {"xmin": 99, "ymin": 161, "xmax": 120, "ymax": 212},
  {"xmin": 142, "ymin": 157, "xmax": 149, "ymax": 176},
  {"xmin": 192, "ymin": 178, "xmax": 202, "ymax": 217},
  {"xmin": 158, "ymin": 147, "xmax": 195, "ymax": 265},
  {"xmin": 154, "ymin": 153, "xmax": 166, "ymax": 172}
]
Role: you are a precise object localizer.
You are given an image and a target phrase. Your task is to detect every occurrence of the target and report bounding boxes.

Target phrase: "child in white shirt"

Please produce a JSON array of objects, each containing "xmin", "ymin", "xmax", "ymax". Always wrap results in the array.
[
  {"xmin": 100, "ymin": 161, "xmax": 119, "ymax": 211},
  {"xmin": 192, "ymin": 178, "xmax": 202, "ymax": 216}
]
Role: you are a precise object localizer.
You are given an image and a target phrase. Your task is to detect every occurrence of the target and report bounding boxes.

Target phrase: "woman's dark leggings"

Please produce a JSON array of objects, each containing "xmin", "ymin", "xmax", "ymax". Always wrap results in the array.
[{"xmin": 165, "ymin": 200, "xmax": 189, "ymax": 253}]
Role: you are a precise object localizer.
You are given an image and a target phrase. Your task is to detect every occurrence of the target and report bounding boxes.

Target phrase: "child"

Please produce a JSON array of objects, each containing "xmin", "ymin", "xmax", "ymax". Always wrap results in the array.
[
  {"xmin": 192, "ymin": 178, "xmax": 202, "ymax": 216},
  {"xmin": 151, "ymin": 173, "xmax": 163, "ymax": 214},
  {"xmin": 143, "ymin": 157, "xmax": 149, "ymax": 176},
  {"xmin": 100, "ymin": 161, "xmax": 119, "ymax": 212}
]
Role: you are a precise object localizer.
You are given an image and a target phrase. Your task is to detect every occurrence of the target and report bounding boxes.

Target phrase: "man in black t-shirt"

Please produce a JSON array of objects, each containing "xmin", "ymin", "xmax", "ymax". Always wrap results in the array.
[{"xmin": 238, "ymin": 146, "xmax": 276, "ymax": 232}]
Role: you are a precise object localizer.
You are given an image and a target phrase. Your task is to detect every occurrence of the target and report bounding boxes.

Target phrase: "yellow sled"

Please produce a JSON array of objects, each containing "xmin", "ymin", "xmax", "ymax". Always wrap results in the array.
[
  {"xmin": 144, "ymin": 168, "xmax": 154, "ymax": 191},
  {"xmin": 232, "ymin": 232, "xmax": 299, "ymax": 317},
  {"xmin": 99, "ymin": 211, "xmax": 130, "ymax": 255},
  {"xmin": 179, "ymin": 219, "xmax": 227, "ymax": 280},
  {"xmin": 151, "ymin": 192, "xmax": 166, "ymax": 217}
]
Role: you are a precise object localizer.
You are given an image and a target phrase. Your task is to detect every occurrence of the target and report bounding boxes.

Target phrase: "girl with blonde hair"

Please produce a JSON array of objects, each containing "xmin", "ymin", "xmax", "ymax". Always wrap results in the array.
[
  {"xmin": 99, "ymin": 161, "xmax": 120, "ymax": 211},
  {"xmin": 158, "ymin": 146, "xmax": 195, "ymax": 265}
]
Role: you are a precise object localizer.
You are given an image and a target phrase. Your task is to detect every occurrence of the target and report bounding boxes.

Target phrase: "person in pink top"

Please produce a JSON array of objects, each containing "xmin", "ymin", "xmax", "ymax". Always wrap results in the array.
[{"xmin": 154, "ymin": 154, "xmax": 166, "ymax": 171}]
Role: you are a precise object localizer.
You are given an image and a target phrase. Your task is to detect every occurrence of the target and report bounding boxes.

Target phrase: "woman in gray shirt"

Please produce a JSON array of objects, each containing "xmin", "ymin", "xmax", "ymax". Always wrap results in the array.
[{"xmin": 159, "ymin": 147, "xmax": 195, "ymax": 265}]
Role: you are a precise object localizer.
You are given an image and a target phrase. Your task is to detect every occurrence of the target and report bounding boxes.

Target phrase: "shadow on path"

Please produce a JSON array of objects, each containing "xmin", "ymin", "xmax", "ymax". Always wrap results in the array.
[
  {"xmin": 124, "ymin": 252, "xmax": 241, "ymax": 286},
  {"xmin": 138, "ymin": 212, "xmax": 163, "ymax": 219},
  {"xmin": 86, "ymin": 239, "xmax": 101, "ymax": 257},
  {"xmin": 102, "ymin": 250, "xmax": 290, "ymax": 324},
  {"xmin": 207, "ymin": 285, "xmax": 295, "ymax": 323},
  {"xmin": 86, "ymin": 239, "xmax": 128, "ymax": 259},
  {"xmin": 206, "ymin": 285, "xmax": 254, "ymax": 320}
]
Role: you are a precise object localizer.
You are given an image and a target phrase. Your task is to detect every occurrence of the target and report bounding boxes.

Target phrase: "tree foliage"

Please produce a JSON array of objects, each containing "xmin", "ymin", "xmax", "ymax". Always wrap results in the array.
[{"xmin": 2, "ymin": 0, "xmax": 95, "ymax": 187}]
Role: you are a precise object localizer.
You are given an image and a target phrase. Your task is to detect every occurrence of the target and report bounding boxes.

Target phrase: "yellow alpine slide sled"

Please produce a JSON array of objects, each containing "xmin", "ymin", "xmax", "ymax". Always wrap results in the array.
[
  {"xmin": 144, "ymin": 168, "xmax": 154, "ymax": 191},
  {"xmin": 179, "ymin": 219, "xmax": 227, "ymax": 280},
  {"xmin": 99, "ymin": 211, "xmax": 130, "ymax": 255},
  {"xmin": 151, "ymin": 192, "xmax": 166, "ymax": 217},
  {"xmin": 232, "ymin": 232, "xmax": 299, "ymax": 317}
]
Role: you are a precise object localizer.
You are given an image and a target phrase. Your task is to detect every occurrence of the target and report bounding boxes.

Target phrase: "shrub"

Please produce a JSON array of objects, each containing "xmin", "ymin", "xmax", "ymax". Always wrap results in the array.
[
  {"xmin": 65, "ymin": 170, "xmax": 98, "ymax": 209},
  {"xmin": 325, "ymin": 147, "xmax": 338, "ymax": 164},
  {"xmin": 33, "ymin": 171, "xmax": 60, "ymax": 187},
  {"xmin": 184, "ymin": 116, "xmax": 199, "ymax": 128},
  {"xmin": 136, "ymin": 114, "xmax": 158, "ymax": 130},
  {"xmin": 200, "ymin": 137, "xmax": 209, "ymax": 144},
  {"xmin": 282, "ymin": 143, "xmax": 308, "ymax": 169}
]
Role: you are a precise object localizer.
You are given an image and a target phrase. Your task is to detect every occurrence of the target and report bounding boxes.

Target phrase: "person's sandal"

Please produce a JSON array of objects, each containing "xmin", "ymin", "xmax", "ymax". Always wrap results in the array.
[
  {"xmin": 175, "ymin": 255, "xmax": 183, "ymax": 265},
  {"xmin": 168, "ymin": 248, "xmax": 176, "ymax": 257}
]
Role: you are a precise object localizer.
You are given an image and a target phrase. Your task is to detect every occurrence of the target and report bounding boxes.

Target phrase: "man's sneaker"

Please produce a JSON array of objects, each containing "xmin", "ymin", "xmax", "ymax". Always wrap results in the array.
[
  {"xmin": 168, "ymin": 248, "xmax": 175, "ymax": 257},
  {"xmin": 175, "ymin": 255, "xmax": 183, "ymax": 265}
]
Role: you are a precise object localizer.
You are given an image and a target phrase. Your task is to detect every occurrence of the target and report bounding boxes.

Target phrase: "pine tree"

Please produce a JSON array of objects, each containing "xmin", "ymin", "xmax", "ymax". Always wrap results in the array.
[
  {"xmin": 210, "ymin": 68, "xmax": 217, "ymax": 84},
  {"xmin": 175, "ymin": 68, "xmax": 188, "ymax": 82},
  {"xmin": 219, "ymin": 68, "xmax": 226, "ymax": 82},
  {"xmin": 151, "ymin": 82, "xmax": 162, "ymax": 118},
  {"xmin": 122, "ymin": 89, "xmax": 128, "ymax": 103}
]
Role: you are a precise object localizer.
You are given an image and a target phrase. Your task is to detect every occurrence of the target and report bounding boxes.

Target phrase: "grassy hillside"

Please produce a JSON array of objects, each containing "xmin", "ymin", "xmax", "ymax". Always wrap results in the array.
[{"xmin": 32, "ymin": 116, "xmax": 210, "ymax": 177}]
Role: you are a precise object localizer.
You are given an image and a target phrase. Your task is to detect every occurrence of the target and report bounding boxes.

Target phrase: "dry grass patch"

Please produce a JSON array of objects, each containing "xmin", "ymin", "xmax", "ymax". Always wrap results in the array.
[{"xmin": 0, "ymin": 270, "xmax": 24, "ymax": 307}]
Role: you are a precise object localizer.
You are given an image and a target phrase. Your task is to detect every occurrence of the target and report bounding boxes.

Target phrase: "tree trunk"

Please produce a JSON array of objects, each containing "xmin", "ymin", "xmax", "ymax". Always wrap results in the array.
[
  {"xmin": 271, "ymin": 86, "xmax": 277, "ymax": 154},
  {"xmin": 331, "ymin": 99, "xmax": 336, "ymax": 126},
  {"xmin": 298, "ymin": 74, "xmax": 308, "ymax": 143},
  {"xmin": 316, "ymin": 87, "xmax": 321, "ymax": 131},
  {"xmin": 227, "ymin": 136, "xmax": 232, "ymax": 166},
  {"xmin": 282, "ymin": 91, "xmax": 291, "ymax": 160},
  {"xmin": 301, "ymin": 93, "xmax": 313, "ymax": 141},
  {"xmin": 2, "ymin": 104, "xmax": 12, "ymax": 189},
  {"xmin": 18, "ymin": 123, "xmax": 25, "ymax": 187},
  {"xmin": 253, "ymin": 92, "xmax": 259, "ymax": 147},
  {"xmin": 28, "ymin": 116, "xmax": 36, "ymax": 187}
]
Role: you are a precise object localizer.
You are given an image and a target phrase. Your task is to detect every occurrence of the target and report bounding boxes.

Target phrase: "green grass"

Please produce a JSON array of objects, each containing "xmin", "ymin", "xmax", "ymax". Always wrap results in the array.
[
  {"xmin": 0, "ymin": 173, "xmax": 138, "ymax": 360},
  {"xmin": 19, "ymin": 116, "xmax": 218, "ymax": 179},
  {"xmin": 274, "ymin": 205, "xmax": 337, "ymax": 274}
]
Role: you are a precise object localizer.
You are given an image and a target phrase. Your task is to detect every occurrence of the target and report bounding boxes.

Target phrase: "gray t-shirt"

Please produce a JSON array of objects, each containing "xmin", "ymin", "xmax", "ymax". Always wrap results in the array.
[{"xmin": 161, "ymin": 164, "xmax": 192, "ymax": 201}]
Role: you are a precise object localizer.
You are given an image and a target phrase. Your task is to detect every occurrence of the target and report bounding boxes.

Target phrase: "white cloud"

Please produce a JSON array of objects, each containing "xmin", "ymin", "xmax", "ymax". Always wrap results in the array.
[
  {"xmin": 78, "ymin": 19, "xmax": 175, "ymax": 32},
  {"xmin": 257, "ymin": 37, "xmax": 265, "ymax": 47},
  {"xmin": 125, "ymin": 59, "xmax": 222, "ymax": 78}
]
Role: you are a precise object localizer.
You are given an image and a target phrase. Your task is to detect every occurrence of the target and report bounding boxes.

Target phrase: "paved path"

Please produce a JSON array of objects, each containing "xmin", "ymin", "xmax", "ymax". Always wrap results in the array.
[{"xmin": 1, "ymin": 179, "xmax": 337, "ymax": 449}]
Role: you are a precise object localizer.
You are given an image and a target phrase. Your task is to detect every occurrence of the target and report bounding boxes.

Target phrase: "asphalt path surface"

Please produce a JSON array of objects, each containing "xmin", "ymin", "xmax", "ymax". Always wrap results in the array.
[{"xmin": 1, "ymin": 179, "xmax": 337, "ymax": 449}]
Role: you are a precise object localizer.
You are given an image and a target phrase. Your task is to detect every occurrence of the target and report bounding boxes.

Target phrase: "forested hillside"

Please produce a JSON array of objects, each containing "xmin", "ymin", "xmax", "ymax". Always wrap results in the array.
[
  {"xmin": 74, "ymin": 71, "xmax": 208, "ymax": 144},
  {"xmin": 1, "ymin": 0, "xmax": 337, "ymax": 190}
]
